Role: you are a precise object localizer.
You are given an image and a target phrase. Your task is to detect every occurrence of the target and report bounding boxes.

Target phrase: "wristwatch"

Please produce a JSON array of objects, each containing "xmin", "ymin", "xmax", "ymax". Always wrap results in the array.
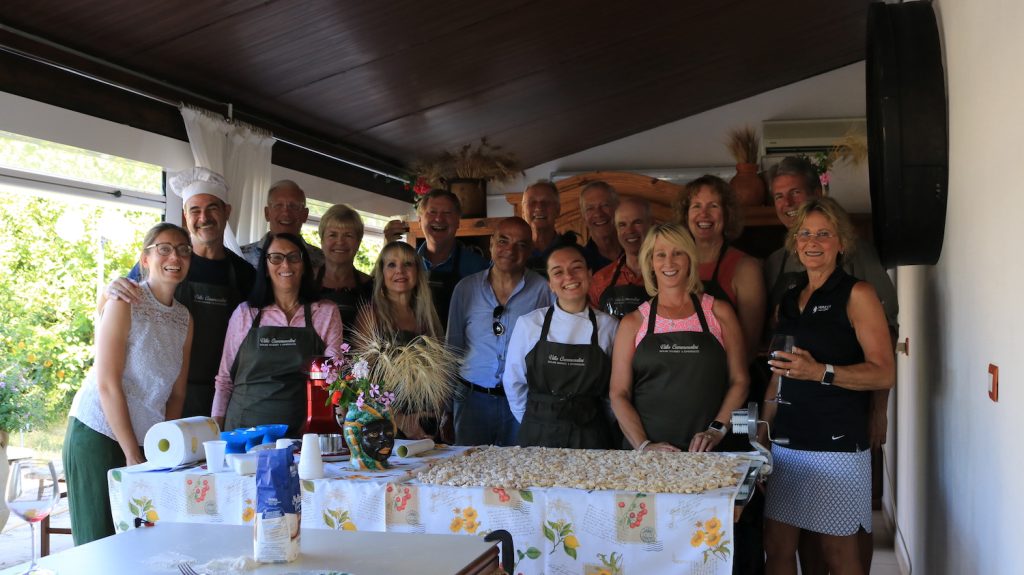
[
  {"xmin": 707, "ymin": 420, "xmax": 728, "ymax": 435},
  {"xmin": 821, "ymin": 363, "xmax": 835, "ymax": 386}
]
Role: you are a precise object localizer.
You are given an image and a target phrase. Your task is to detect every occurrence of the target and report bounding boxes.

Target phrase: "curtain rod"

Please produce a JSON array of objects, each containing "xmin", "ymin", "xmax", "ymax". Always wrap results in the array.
[{"xmin": 0, "ymin": 26, "xmax": 409, "ymax": 184}]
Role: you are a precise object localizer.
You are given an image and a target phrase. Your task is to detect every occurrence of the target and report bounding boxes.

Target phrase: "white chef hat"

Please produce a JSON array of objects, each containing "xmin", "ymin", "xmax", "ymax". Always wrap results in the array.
[{"xmin": 168, "ymin": 167, "xmax": 229, "ymax": 204}]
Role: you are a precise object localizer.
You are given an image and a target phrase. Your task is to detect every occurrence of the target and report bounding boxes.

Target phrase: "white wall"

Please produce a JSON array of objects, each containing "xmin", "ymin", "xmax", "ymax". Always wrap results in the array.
[
  {"xmin": 487, "ymin": 62, "xmax": 869, "ymax": 216},
  {"xmin": 0, "ymin": 91, "xmax": 408, "ymax": 221},
  {"xmin": 895, "ymin": 1, "xmax": 1024, "ymax": 574}
]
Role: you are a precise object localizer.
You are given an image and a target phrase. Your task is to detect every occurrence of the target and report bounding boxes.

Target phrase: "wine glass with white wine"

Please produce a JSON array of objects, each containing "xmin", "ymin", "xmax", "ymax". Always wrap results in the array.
[{"xmin": 6, "ymin": 458, "xmax": 60, "ymax": 574}]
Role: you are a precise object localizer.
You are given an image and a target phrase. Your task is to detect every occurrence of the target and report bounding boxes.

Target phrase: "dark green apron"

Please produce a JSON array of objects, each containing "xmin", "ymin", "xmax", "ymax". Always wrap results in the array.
[
  {"xmin": 224, "ymin": 304, "xmax": 325, "ymax": 438},
  {"xmin": 597, "ymin": 256, "xmax": 649, "ymax": 319},
  {"xmin": 629, "ymin": 294, "xmax": 728, "ymax": 449},
  {"xmin": 175, "ymin": 265, "xmax": 242, "ymax": 418},
  {"xmin": 518, "ymin": 307, "xmax": 612, "ymax": 449},
  {"xmin": 426, "ymin": 245, "xmax": 461, "ymax": 331},
  {"xmin": 315, "ymin": 266, "xmax": 372, "ymax": 345}
]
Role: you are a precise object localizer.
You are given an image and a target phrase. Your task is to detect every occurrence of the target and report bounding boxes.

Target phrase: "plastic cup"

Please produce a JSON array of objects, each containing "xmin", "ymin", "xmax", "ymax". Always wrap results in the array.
[
  {"xmin": 298, "ymin": 433, "xmax": 324, "ymax": 479},
  {"xmin": 204, "ymin": 440, "xmax": 228, "ymax": 472}
]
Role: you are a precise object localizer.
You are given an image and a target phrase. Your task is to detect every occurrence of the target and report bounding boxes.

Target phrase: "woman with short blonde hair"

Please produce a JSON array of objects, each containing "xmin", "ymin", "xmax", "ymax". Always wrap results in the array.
[
  {"xmin": 610, "ymin": 222, "xmax": 749, "ymax": 453},
  {"xmin": 763, "ymin": 196, "xmax": 893, "ymax": 574},
  {"xmin": 316, "ymin": 203, "xmax": 372, "ymax": 344}
]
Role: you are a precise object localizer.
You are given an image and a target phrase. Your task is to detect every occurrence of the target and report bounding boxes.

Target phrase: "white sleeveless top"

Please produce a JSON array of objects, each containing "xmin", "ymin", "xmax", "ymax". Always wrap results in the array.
[{"xmin": 70, "ymin": 282, "xmax": 191, "ymax": 444}]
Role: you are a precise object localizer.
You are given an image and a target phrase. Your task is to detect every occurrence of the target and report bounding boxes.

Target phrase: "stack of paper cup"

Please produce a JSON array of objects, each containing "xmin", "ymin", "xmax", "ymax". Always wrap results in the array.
[{"xmin": 298, "ymin": 433, "xmax": 324, "ymax": 479}]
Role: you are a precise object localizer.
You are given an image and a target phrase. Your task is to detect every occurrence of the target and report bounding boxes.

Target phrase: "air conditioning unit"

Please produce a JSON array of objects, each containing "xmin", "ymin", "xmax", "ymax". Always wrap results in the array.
[{"xmin": 762, "ymin": 118, "xmax": 866, "ymax": 156}]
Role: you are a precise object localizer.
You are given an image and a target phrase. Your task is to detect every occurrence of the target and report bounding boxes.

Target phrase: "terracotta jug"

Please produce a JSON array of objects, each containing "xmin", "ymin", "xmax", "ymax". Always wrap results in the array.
[{"xmin": 730, "ymin": 163, "xmax": 767, "ymax": 206}]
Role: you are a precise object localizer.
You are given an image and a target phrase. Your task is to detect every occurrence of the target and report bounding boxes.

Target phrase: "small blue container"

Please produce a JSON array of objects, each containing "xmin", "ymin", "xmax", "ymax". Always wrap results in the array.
[
  {"xmin": 253, "ymin": 424, "xmax": 289, "ymax": 447},
  {"xmin": 221, "ymin": 428, "xmax": 263, "ymax": 454}
]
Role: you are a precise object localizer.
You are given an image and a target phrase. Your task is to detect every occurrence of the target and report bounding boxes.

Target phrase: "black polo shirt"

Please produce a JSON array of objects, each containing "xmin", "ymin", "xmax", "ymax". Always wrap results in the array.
[{"xmin": 773, "ymin": 268, "xmax": 870, "ymax": 452}]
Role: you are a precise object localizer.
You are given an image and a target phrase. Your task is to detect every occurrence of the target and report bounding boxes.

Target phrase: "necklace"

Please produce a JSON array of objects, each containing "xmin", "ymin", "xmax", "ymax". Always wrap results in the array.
[{"xmin": 278, "ymin": 300, "xmax": 301, "ymax": 317}]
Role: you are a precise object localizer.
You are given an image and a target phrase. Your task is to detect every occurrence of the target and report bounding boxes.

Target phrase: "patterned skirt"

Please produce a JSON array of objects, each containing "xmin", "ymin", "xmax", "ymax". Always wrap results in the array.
[{"xmin": 763, "ymin": 444, "xmax": 872, "ymax": 536}]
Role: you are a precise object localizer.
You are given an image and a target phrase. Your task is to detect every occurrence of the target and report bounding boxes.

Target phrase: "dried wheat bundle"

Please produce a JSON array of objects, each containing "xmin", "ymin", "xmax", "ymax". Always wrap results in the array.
[
  {"xmin": 351, "ymin": 322, "xmax": 461, "ymax": 414},
  {"xmin": 411, "ymin": 137, "xmax": 522, "ymax": 187},
  {"xmin": 726, "ymin": 126, "xmax": 760, "ymax": 164},
  {"xmin": 829, "ymin": 130, "xmax": 868, "ymax": 167}
]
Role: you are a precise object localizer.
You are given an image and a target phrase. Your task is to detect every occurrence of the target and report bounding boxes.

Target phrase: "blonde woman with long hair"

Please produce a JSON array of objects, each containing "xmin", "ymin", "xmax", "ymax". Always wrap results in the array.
[{"xmin": 355, "ymin": 241, "xmax": 444, "ymax": 439}]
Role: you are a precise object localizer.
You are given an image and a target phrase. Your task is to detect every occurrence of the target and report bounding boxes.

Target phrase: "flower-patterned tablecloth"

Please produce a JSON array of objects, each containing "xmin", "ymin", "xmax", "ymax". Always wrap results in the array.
[{"xmin": 109, "ymin": 446, "xmax": 743, "ymax": 575}]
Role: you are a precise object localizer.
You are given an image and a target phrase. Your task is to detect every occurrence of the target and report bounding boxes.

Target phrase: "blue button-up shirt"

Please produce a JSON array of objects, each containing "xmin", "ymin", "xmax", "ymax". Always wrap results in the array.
[
  {"xmin": 417, "ymin": 242, "xmax": 490, "ymax": 278},
  {"xmin": 446, "ymin": 268, "xmax": 553, "ymax": 388}
]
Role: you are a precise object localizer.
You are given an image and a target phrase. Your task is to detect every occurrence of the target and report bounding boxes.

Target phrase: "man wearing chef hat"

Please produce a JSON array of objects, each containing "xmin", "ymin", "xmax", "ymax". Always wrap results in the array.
[
  {"xmin": 104, "ymin": 167, "xmax": 256, "ymax": 418},
  {"xmin": 239, "ymin": 179, "xmax": 325, "ymax": 270}
]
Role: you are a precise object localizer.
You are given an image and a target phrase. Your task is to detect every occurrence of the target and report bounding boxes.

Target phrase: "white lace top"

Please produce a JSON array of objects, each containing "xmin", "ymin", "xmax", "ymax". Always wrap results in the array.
[{"xmin": 70, "ymin": 282, "xmax": 191, "ymax": 444}]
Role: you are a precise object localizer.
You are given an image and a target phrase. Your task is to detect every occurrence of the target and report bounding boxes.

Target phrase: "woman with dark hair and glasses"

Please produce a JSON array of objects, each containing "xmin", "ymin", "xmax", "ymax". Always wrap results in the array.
[
  {"xmin": 212, "ymin": 232, "xmax": 342, "ymax": 437},
  {"xmin": 503, "ymin": 243, "xmax": 618, "ymax": 448},
  {"xmin": 64, "ymin": 223, "xmax": 194, "ymax": 544}
]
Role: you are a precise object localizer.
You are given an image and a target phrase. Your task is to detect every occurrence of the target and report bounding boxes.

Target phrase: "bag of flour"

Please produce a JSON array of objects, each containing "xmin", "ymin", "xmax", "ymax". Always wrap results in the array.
[{"xmin": 254, "ymin": 447, "xmax": 301, "ymax": 563}]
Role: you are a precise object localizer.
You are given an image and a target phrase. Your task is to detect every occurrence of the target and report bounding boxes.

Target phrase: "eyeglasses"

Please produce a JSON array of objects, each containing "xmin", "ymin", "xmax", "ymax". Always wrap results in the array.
[
  {"xmin": 266, "ymin": 251, "xmax": 302, "ymax": 265},
  {"xmin": 492, "ymin": 305, "xmax": 506, "ymax": 336},
  {"xmin": 145, "ymin": 243, "xmax": 193, "ymax": 257},
  {"xmin": 794, "ymin": 230, "xmax": 836, "ymax": 241}
]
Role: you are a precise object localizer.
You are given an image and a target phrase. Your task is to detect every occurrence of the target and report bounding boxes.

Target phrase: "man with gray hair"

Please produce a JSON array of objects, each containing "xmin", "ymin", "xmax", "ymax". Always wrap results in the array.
[
  {"xmin": 104, "ymin": 167, "xmax": 256, "ymax": 417},
  {"xmin": 522, "ymin": 180, "xmax": 576, "ymax": 277},
  {"xmin": 578, "ymin": 181, "xmax": 622, "ymax": 270},
  {"xmin": 588, "ymin": 196, "xmax": 652, "ymax": 318},
  {"xmin": 382, "ymin": 189, "xmax": 489, "ymax": 330},
  {"xmin": 240, "ymin": 179, "xmax": 325, "ymax": 269}
]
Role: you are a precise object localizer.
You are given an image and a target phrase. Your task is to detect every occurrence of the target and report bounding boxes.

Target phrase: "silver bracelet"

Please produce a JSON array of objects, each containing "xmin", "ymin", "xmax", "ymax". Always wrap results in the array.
[{"xmin": 636, "ymin": 440, "xmax": 651, "ymax": 452}]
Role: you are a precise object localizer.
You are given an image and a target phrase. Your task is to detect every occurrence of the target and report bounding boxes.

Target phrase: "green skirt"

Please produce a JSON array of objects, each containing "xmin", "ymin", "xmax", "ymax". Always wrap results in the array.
[{"xmin": 62, "ymin": 417, "xmax": 129, "ymax": 545}]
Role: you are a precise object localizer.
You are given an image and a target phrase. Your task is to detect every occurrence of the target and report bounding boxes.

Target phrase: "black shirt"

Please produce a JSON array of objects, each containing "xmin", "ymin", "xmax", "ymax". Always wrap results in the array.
[{"xmin": 773, "ymin": 268, "xmax": 870, "ymax": 452}]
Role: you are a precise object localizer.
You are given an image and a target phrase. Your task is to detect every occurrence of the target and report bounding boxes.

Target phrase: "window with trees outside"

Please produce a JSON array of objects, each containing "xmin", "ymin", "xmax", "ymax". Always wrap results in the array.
[{"xmin": 0, "ymin": 130, "xmax": 164, "ymax": 453}]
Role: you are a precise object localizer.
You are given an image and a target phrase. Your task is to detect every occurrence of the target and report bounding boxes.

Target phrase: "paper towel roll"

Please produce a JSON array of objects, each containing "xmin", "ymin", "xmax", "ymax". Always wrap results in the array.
[
  {"xmin": 143, "ymin": 416, "xmax": 222, "ymax": 468},
  {"xmin": 395, "ymin": 438, "xmax": 434, "ymax": 458}
]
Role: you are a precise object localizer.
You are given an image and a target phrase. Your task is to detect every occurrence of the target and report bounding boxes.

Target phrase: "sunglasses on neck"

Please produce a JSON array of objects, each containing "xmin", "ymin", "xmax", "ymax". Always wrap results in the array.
[{"xmin": 492, "ymin": 305, "xmax": 506, "ymax": 336}]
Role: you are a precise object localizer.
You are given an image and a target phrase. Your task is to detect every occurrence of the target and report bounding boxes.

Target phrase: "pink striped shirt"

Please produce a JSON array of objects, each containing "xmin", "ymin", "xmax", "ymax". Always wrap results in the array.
[
  {"xmin": 212, "ymin": 300, "xmax": 343, "ymax": 417},
  {"xmin": 634, "ymin": 293, "xmax": 725, "ymax": 348}
]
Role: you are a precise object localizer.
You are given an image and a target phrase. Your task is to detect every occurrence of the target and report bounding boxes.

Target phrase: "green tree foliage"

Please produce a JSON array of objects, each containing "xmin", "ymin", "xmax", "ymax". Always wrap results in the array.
[{"xmin": 0, "ymin": 190, "xmax": 159, "ymax": 426}]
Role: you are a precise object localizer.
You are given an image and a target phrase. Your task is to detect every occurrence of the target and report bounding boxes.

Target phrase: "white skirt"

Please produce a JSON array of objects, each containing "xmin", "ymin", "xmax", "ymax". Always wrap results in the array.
[{"xmin": 764, "ymin": 444, "xmax": 872, "ymax": 536}]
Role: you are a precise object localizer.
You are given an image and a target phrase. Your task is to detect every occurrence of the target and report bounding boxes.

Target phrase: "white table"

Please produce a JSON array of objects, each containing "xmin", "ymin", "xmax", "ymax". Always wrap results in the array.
[{"xmin": 0, "ymin": 522, "xmax": 500, "ymax": 574}]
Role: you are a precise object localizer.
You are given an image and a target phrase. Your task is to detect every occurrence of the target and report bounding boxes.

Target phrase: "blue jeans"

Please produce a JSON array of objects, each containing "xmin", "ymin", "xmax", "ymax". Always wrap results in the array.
[{"xmin": 453, "ymin": 388, "xmax": 520, "ymax": 446}]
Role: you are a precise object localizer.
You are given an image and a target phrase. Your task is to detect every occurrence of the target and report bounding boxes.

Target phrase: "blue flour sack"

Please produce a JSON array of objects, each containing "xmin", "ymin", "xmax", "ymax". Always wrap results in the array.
[{"xmin": 254, "ymin": 447, "xmax": 301, "ymax": 563}]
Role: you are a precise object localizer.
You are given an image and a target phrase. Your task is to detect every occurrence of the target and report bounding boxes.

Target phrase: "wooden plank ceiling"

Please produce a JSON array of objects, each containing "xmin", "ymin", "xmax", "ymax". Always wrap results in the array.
[{"xmin": 0, "ymin": 0, "xmax": 869, "ymax": 179}]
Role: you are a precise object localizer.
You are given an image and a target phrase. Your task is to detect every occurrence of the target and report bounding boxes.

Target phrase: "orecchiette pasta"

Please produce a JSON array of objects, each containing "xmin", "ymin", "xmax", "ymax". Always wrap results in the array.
[{"xmin": 415, "ymin": 446, "xmax": 744, "ymax": 494}]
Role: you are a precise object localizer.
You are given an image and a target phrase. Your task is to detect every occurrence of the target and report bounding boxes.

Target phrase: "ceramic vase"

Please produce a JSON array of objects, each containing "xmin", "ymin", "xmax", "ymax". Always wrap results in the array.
[
  {"xmin": 342, "ymin": 404, "xmax": 396, "ymax": 471},
  {"xmin": 446, "ymin": 178, "xmax": 487, "ymax": 218},
  {"xmin": 730, "ymin": 162, "xmax": 767, "ymax": 206}
]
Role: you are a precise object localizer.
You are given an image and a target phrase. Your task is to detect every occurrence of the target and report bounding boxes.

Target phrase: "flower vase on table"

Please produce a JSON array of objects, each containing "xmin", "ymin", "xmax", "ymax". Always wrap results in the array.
[
  {"xmin": 343, "ymin": 401, "xmax": 396, "ymax": 471},
  {"xmin": 320, "ymin": 329, "xmax": 461, "ymax": 472}
]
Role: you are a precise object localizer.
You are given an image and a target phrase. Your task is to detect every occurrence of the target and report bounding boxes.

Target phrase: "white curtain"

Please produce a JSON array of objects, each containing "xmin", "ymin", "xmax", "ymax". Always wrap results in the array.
[{"xmin": 179, "ymin": 105, "xmax": 276, "ymax": 251}]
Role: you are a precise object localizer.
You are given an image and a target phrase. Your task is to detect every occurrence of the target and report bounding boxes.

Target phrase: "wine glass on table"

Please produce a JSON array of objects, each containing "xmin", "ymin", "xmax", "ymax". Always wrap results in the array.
[
  {"xmin": 767, "ymin": 334, "xmax": 796, "ymax": 405},
  {"xmin": 6, "ymin": 458, "xmax": 60, "ymax": 574}
]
